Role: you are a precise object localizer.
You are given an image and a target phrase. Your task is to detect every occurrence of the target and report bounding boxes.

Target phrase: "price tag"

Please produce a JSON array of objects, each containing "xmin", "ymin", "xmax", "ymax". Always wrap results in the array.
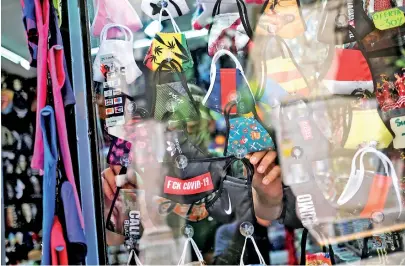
[{"xmin": 372, "ymin": 8, "xmax": 405, "ymax": 30}]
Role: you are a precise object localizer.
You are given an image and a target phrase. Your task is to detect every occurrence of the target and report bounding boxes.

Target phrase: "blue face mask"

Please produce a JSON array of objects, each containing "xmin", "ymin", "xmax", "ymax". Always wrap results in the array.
[
  {"xmin": 223, "ymin": 101, "xmax": 275, "ymax": 157},
  {"xmin": 202, "ymin": 49, "xmax": 255, "ymax": 115}
]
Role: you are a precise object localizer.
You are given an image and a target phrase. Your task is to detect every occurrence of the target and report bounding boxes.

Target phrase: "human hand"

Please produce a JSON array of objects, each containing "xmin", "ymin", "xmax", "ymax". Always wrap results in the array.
[{"xmin": 246, "ymin": 150, "xmax": 283, "ymax": 221}]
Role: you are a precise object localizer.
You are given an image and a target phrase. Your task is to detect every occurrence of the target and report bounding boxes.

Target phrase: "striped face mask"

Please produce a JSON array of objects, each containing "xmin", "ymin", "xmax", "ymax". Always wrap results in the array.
[{"xmin": 202, "ymin": 49, "xmax": 255, "ymax": 115}]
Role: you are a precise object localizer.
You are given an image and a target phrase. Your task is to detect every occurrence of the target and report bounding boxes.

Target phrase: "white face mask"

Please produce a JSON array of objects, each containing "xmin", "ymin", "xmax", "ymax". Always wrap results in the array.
[{"xmin": 93, "ymin": 23, "xmax": 142, "ymax": 84}]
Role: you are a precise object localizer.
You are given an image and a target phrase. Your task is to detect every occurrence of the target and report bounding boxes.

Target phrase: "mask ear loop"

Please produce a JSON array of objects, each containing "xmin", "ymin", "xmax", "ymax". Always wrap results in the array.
[
  {"xmin": 177, "ymin": 225, "xmax": 205, "ymax": 265},
  {"xmin": 159, "ymin": 7, "xmax": 181, "ymax": 33},
  {"xmin": 105, "ymin": 167, "xmax": 128, "ymax": 231},
  {"xmin": 203, "ymin": 49, "xmax": 256, "ymax": 113},
  {"xmin": 337, "ymin": 146, "xmax": 391, "ymax": 206},
  {"xmin": 154, "ymin": 59, "xmax": 200, "ymax": 120},
  {"xmin": 300, "ymin": 228, "xmax": 335, "ymax": 265},
  {"xmin": 127, "ymin": 249, "xmax": 143, "ymax": 266},
  {"xmin": 100, "ymin": 23, "xmax": 131, "ymax": 43},
  {"xmin": 239, "ymin": 222, "xmax": 266, "ymax": 266}
]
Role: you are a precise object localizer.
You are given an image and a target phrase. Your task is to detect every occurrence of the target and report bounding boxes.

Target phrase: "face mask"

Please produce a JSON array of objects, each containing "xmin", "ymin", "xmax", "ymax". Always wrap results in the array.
[
  {"xmin": 258, "ymin": 36, "xmax": 310, "ymax": 104},
  {"xmin": 256, "ymin": 0, "xmax": 305, "ymax": 39},
  {"xmin": 323, "ymin": 48, "xmax": 373, "ymax": 95},
  {"xmin": 141, "ymin": 0, "xmax": 190, "ymax": 21},
  {"xmin": 205, "ymin": 158, "xmax": 255, "ymax": 224},
  {"xmin": 337, "ymin": 145, "xmax": 403, "ymax": 219},
  {"xmin": 317, "ymin": 0, "xmax": 374, "ymax": 45},
  {"xmin": 224, "ymin": 101, "xmax": 275, "ymax": 157},
  {"xmin": 192, "ymin": 0, "xmax": 239, "ymax": 30},
  {"xmin": 202, "ymin": 49, "xmax": 255, "ymax": 114},
  {"xmin": 144, "ymin": 8, "xmax": 193, "ymax": 72},
  {"xmin": 93, "ymin": 24, "xmax": 142, "ymax": 84},
  {"xmin": 143, "ymin": 157, "xmax": 231, "ymax": 205},
  {"xmin": 208, "ymin": 0, "xmax": 252, "ymax": 56},
  {"xmin": 152, "ymin": 62, "xmax": 200, "ymax": 122},
  {"xmin": 153, "ymin": 196, "xmax": 210, "ymax": 221},
  {"xmin": 342, "ymin": 97, "xmax": 393, "ymax": 150},
  {"xmin": 91, "ymin": 0, "xmax": 143, "ymax": 37}
]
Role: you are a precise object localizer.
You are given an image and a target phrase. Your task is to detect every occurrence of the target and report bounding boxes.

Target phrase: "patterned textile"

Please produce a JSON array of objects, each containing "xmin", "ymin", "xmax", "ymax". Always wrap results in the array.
[
  {"xmin": 144, "ymin": 33, "xmax": 193, "ymax": 72},
  {"xmin": 226, "ymin": 116, "xmax": 274, "ymax": 156}
]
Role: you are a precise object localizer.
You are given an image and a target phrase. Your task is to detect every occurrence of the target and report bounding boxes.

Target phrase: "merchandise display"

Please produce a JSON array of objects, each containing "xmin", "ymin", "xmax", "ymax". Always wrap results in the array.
[{"xmin": 6, "ymin": 0, "xmax": 405, "ymax": 265}]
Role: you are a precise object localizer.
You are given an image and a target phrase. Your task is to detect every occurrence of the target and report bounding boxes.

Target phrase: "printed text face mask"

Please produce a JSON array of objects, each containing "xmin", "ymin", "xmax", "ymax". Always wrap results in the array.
[
  {"xmin": 91, "ymin": 0, "xmax": 143, "ymax": 37},
  {"xmin": 144, "ymin": 8, "xmax": 193, "ymax": 72},
  {"xmin": 207, "ymin": 0, "xmax": 252, "ymax": 56},
  {"xmin": 141, "ymin": 0, "xmax": 190, "ymax": 21},
  {"xmin": 203, "ymin": 49, "xmax": 255, "ymax": 114},
  {"xmin": 93, "ymin": 24, "xmax": 142, "ymax": 84}
]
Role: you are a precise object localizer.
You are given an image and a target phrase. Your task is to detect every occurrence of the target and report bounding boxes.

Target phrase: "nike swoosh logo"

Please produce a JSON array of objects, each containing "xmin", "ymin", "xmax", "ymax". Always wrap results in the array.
[{"xmin": 224, "ymin": 192, "xmax": 232, "ymax": 215}]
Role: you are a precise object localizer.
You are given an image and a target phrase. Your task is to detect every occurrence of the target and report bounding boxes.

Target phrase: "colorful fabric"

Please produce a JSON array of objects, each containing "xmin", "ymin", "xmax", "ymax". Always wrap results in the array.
[
  {"xmin": 91, "ymin": 0, "xmax": 142, "ymax": 37},
  {"xmin": 257, "ymin": 0, "xmax": 305, "ymax": 39},
  {"xmin": 21, "ymin": 0, "xmax": 39, "ymax": 67},
  {"xmin": 40, "ymin": 106, "xmax": 58, "ymax": 266},
  {"xmin": 208, "ymin": 13, "xmax": 250, "ymax": 56},
  {"xmin": 226, "ymin": 116, "xmax": 274, "ymax": 156},
  {"xmin": 48, "ymin": 46, "xmax": 84, "ymax": 228},
  {"xmin": 322, "ymin": 48, "xmax": 373, "ymax": 95},
  {"xmin": 203, "ymin": 49, "xmax": 255, "ymax": 115},
  {"xmin": 50, "ymin": 216, "xmax": 69, "ymax": 265},
  {"xmin": 31, "ymin": 0, "xmax": 50, "ymax": 171},
  {"xmin": 144, "ymin": 33, "xmax": 193, "ymax": 72}
]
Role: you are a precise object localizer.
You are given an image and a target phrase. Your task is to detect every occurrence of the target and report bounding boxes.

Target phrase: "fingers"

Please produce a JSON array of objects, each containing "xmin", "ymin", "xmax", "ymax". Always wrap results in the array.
[
  {"xmin": 248, "ymin": 151, "xmax": 267, "ymax": 165},
  {"xmin": 102, "ymin": 168, "xmax": 117, "ymax": 200},
  {"xmin": 262, "ymin": 165, "xmax": 281, "ymax": 185},
  {"xmin": 256, "ymin": 151, "xmax": 277, "ymax": 174}
]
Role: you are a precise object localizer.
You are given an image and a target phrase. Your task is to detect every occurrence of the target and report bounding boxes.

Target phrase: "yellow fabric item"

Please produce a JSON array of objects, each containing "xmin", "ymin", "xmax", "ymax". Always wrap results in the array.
[
  {"xmin": 344, "ymin": 109, "xmax": 393, "ymax": 149},
  {"xmin": 265, "ymin": 57, "xmax": 296, "ymax": 73},
  {"xmin": 52, "ymin": 0, "xmax": 62, "ymax": 27}
]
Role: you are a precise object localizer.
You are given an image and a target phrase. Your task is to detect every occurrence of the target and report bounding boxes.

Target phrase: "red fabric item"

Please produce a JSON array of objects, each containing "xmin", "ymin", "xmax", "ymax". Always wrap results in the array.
[
  {"xmin": 360, "ymin": 174, "xmax": 392, "ymax": 218},
  {"xmin": 324, "ymin": 49, "xmax": 372, "ymax": 82},
  {"xmin": 48, "ymin": 46, "xmax": 84, "ymax": 228},
  {"xmin": 31, "ymin": 0, "xmax": 50, "ymax": 170},
  {"xmin": 220, "ymin": 68, "xmax": 237, "ymax": 113},
  {"xmin": 285, "ymin": 227, "xmax": 297, "ymax": 265},
  {"xmin": 51, "ymin": 216, "xmax": 68, "ymax": 265},
  {"xmin": 374, "ymin": 0, "xmax": 392, "ymax": 11}
]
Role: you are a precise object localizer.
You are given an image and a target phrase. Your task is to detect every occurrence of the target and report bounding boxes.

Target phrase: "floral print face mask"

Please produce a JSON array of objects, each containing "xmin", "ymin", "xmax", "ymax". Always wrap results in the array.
[{"xmin": 144, "ymin": 8, "xmax": 193, "ymax": 72}]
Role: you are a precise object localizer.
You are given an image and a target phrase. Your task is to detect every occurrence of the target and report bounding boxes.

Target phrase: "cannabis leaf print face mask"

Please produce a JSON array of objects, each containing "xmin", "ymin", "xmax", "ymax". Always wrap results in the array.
[{"xmin": 143, "ymin": 8, "xmax": 193, "ymax": 72}]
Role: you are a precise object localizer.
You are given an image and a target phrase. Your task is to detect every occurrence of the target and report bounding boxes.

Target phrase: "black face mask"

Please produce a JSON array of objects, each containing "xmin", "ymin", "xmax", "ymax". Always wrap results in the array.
[
  {"xmin": 151, "ymin": 60, "xmax": 200, "ymax": 123},
  {"xmin": 205, "ymin": 158, "xmax": 255, "ymax": 224},
  {"xmin": 317, "ymin": 0, "xmax": 374, "ymax": 45}
]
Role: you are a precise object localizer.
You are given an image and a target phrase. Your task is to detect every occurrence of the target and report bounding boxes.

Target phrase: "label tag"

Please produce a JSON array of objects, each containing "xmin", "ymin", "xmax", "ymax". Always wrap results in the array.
[
  {"xmin": 372, "ymin": 8, "xmax": 405, "ymax": 30},
  {"xmin": 390, "ymin": 116, "xmax": 405, "ymax": 149},
  {"xmin": 164, "ymin": 173, "xmax": 214, "ymax": 195}
]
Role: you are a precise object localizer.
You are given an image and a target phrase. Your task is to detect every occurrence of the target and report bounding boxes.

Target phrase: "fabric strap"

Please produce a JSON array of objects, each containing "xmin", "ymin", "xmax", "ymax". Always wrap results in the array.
[
  {"xmin": 239, "ymin": 235, "xmax": 266, "ymax": 266},
  {"xmin": 300, "ymin": 228, "xmax": 335, "ymax": 265},
  {"xmin": 203, "ymin": 49, "xmax": 255, "ymax": 108},
  {"xmin": 177, "ymin": 237, "xmax": 205, "ymax": 265},
  {"xmin": 159, "ymin": 7, "xmax": 181, "ymax": 32},
  {"xmin": 127, "ymin": 249, "xmax": 143, "ymax": 266},
  {"xmin": 337, "ymin": 145, "xmax": 402, "ymax": 218},
  {"xmin": 100, "ymin": 23, "xmax": 133, "ymax": 42}
]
